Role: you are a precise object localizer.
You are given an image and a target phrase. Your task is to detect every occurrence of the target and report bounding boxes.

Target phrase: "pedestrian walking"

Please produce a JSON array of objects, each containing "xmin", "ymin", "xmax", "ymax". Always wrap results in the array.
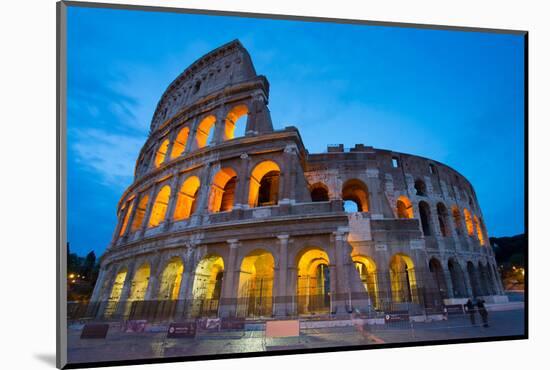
[
  {"xmin": 464, "ymin": 298, "xmax": 476, "ymax": 325},
  {"xmin": 476, "ymin": 298, "xmax": 489, "ymax": 327}
]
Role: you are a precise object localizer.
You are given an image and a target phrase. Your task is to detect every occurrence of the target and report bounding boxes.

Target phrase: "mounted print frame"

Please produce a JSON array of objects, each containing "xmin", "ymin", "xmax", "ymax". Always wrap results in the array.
[{"xmin": 57, "ymin": 1, "xmax": 528, "ymax": 368}]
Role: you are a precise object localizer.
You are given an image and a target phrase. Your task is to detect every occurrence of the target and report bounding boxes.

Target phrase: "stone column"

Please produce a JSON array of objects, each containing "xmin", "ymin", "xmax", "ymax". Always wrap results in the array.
[
  {"xmin": 273, "ymin": 234, "xmax": 289, "ymax": 316},
  {"xmin": 122, "ymin": 196, "xmax": 139, "ymax": 239},
  {"xmin": 140, "ymin": 184, "xmax": 158, "ymax": 237},
  {"xmin": 90, "ymin": 268, "xmax": 108, "ymax": 303},
  {"xmin": 332, "ymin": 230, "xmax": 349, "ymax": 315},
  {"xmin": 212, "ymin": 108, "xmax": 229, "ymax": 144},
  {"xmin": 234, "ymin": 153, "xmax": 251, "ymax": 208},
  {"xmin": 163, "ymin": 173, "xmax": 182, "ymax": 230},
  {"xmin": 219, "ymin": 239, "xmax": 239, "ymax": 318},
  {"xmin": 175, "ymin": 248, "xmax": 196, "ymax": 318},
  {"xmin": 193, "ymin": 163, "xmax": 213, "ymax": 218}
]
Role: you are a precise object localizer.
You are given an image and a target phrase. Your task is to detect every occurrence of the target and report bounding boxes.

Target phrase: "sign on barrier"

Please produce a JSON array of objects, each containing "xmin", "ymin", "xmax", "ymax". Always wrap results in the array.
[
  {"xmin": 265, "ymin": 320, "xmax": 300, "ymax": 338},
  {"xmin": 167, "ymin": 322, "xmax": 197, "ymax": 338},
  {"xmin": 80, "ymin": 323, "xmax": 109, "ymax": 339},
  {"xmin": 384, "ymin": 311, "xmax": 410, "ymax": 323}
]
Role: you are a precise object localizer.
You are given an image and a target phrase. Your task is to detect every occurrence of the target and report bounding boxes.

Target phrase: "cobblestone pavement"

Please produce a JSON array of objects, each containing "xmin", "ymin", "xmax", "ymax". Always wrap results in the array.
[{"xmin": 67, "ymin": 308, "xmax": 525, "ymax": 365}]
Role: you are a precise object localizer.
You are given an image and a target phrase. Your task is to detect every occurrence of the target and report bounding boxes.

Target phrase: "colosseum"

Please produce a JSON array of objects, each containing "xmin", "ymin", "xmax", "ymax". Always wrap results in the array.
[{"xmin": 88, "ymin": 40, "xmax": 508, "ymax": 322}]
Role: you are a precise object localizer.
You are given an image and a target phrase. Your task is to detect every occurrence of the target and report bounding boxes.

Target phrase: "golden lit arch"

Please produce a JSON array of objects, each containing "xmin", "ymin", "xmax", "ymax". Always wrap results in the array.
[
  {"xmin": 396, "ymin": 195, "xmax": 413, "ymax": 219},
  {"xmin": 191, "ymin": 255, "xmax": 224, "ymax": 316},
  {"xmin": 119, "ymin": 201, "xmax": 134, "ymax": 236},
  {"xmin": 342, "ymin": 179, "xmax": 369, "ymax": 212},
  {"xmin": 296, "ymin": 247, "xmax": 331, "ymax": 314},
  {"xmin": 224, "ymin": 105, "xmax": 249, "ymax": 140},
  {"xmin": 473, "ymin": 215, "xmax": 485, "ymax": 245},
  {"xmin": 158, "ymin": 257, "xmax": 184, "ymax": 300},
  {"xmin": 237, "ymin": 249, "xmax": 275, "ymax": 317},
  {"xmin": 195, "ymin": 115, "xmax": 216, "ymax": 149},
  {"xmin": 248, "ymin": 160, "xmax": 281, "ymax": 208},
  {"xmin": 154, "ymin": 139, "xmax": 170, "ymax": 168},
  {"xmin": 389, "ymin": 253, "xmax": 418, "ymax": 303},
  {"xmin": 130, "ymin": 195, "xmax": 149, "ymax": 232},
  {"xmin": 148, "ymin": 185, "xmax": 171, "ymax": 227},
  {"xmin": 451, "ymin": 205, "xmax": 462, "ymax": 235},
  {"xmin": 104, "ymin": 267, "xmax": 128, "ymax": 317},
  {"xmin": 171, "ymin": 127, "xmax": 190, "ymax": 159},
  {"xmin": 208, "ymin": 167, "xmax": 238, "ymax": 213},
  {"xmin": 464, "ymin": 208, "xmax": 474, "ymax": 236},
  {"xmin": 174, "ymin": 176, "xmax": 201, "ymax": 220},
  {"xmin": 352, "ymin": 255, "xmax": 379, "ymax": 307},
  {"xmin": 128, "ymin": 263, "xmax": 150, "ymax": 302}
]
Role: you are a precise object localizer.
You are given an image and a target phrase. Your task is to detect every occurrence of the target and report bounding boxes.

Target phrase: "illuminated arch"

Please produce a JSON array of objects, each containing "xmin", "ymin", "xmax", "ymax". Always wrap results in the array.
[
  {"xmin": 473, "ymin": 215, "xmax": 485, "ymax": 245},
  {"xmin": 224, "ymin": 104, "xmax": 248, "ymax": 140},
  {"xmin": 208, "ymin": 167, "xmax": 237, "ymax": 213},
  {"xmin": 342, "ymin": 179, "xmax": 369, "ymax": 212},
  {"xmin": 173, "ymin": 176, "xmax": 200, "ymax": 220},
  {"xmin": 191, "ymin": 255, "xmax": 224, "ymax": 317},
  {"xmin": 148, "ymin": 185, "xmax": 171, "ymax": 227},
  {"xmin": 248, "ymin": 160, "xmax": 281, "ymax": 208},
  {"xmin": 128, "ymin": 263, "xmax": 151, "ymax": 302},
  {"xmin": 396, "ymin": 195, "xmax": 413, "ymax": 219},
  {"xmin": 464, "ymin": 209, "xmax": 474, "ymax": 236},
  {"xmin": 119, "ymin": 201, "xmax": 134, "ymax": 236},
  {"xmin": 158, "ymin": 257, "xmax": 184, "ymax": 300},
  {"xmin": 310, "ymin": 182, "xmax": 329, "ymax": 202},
  {"xmin": 296, "ymin": 247, "xmax": 331, "ymax": 315},
  {"xmin": 171, "ymin": 126, "xmax": 190, "ymax": 158},
  {"xmin": 130, "ymin": 194, "xmax": 149, "ymax": 232},
  {"xmin": 237, "ymin": 249, "xmax": 275, "ymax": 317},
  {"xmin": 389, "ymin": 254, "xmax": 417, "ymax": 303},
  {"xmin": 195, "ymin": 115, "xmax": 216, "ymax": 149},
  {"xmin": 154, "ymin": 139, "xmax": 170, "ymax": 168},
  {"xmin": 104, "ymin": 267, "xmax": 128, "ymax": 317},
  {"xmin": 352, "ymin": 255, "xmax": 379, "ymax": 307}
]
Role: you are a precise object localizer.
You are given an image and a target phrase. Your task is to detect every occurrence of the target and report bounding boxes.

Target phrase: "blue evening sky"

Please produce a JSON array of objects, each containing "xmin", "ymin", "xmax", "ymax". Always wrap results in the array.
[{"xmin": 67, "ymin": 6, "xmax": 525, "ymax": 257}]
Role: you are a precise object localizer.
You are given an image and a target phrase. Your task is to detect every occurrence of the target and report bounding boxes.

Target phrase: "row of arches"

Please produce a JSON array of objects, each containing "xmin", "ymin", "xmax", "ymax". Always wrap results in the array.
[
  {"xmin": 152, "ymin": 105, "xmax": 249, "ymax": 169},
  {"xmin": 309, "ymin": 179, "xmax": 370, "ymax": 212},
  {"xmin": 394, "ymin": 196, "xmax": 486, "ymax": 245},
  {"xmin": 118, "ymin": 160, "xmax": 282, "ymax": 236},
  {"xmin": 102, "ymin": 248, "xmax": 429, "ymax": 318}
]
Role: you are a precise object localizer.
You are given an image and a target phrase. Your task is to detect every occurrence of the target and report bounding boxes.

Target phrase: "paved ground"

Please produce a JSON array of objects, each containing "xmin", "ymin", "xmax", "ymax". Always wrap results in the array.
[{"xmin": 67, "ymin": 308, "xmax": 525, "ymax": 366}]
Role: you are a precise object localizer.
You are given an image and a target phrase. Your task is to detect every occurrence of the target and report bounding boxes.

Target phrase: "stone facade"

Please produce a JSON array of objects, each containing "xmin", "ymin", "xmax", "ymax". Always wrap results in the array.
[{"xmin": 90, "ymin": 40, "xmax": 506, "ymax": 320}]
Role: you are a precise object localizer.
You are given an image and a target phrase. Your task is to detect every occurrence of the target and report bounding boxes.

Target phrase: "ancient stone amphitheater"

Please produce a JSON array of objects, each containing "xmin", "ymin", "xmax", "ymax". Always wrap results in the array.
[{"xmin": 89, "ymin": 40, "xmax": 507, "ymax": 321}]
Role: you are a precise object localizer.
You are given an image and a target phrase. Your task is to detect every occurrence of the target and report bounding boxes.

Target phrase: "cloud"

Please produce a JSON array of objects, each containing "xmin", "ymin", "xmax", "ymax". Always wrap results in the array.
[{"xmin": 71, "ymin": 128, "xmax": 145, "ymax": 188}]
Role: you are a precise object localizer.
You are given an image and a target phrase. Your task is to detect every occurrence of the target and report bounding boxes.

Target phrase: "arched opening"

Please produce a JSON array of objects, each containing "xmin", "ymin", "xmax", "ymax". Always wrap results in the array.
[
  {"xmin": 225, "ymin": 104, "xmax": 248, "ymax": 140},
  {"xmin": 296, "ymin": 248, "xmax": 331, "ymax": 315},
  {"xmin": 437, "ymin": 203, "xmax": 450, "ymax": 237},
  {"xmin": 171, "ymin": 127, "xmax": 190, "ymax": 159},
  {"xmin": 130, "ymin": 195, "xmax": 149, "ymax": 232},
  {"xmin": 464, "ymin": 209, "xmax": 474, "ymax": 236},
  {"xmin": 451, "ymin": 206, "xmax": 462, "ymax": 235},
  {"xmin": 414, "ymin": 179, "xmax": 427, "ymax": 196},
  {"xmin": 352, "ymin": 255, "xmax": 379, "ymax": 308},
  {"xmin": 429, "ymin": 258, "xmax": 447, "ymax": 300},
  {"xmin": 448, "ymin": 258, "xmax": 467, "ymax": 298},
  {"xmin": 396, "ymin": 195, "xmax": 414, "ymax": 218},
  {"xmin": 104, "ymin": 268, "xmax": 127, "ymax": 317},
  {"xmin": 310, "ymin": 183, "xmax": 329, "ymax": 202},
  {"xmin": 342, "ymin": 179, "xmax": 369, "ymax": 212},
  {"xmin": 237, "ymin": 249, "xmax": 275, "ymax": 317},
  {"xmin": 173, "ymin": 176, "xmax": 200, "ymax": 220},
  {"xmin": 419, "ymin": 201, "xmax": 432, "ymax": 236},
  {"xmin": 467, "ymin": 261, "xmax": 482, "ymax": 297},
  {"xmin": 191, "ymin": 255, "xmax": 224, "ymax": 317},
  {"xmin": 128, "ymin": 263, "xmax": 150, "ymax": 302},
  {"xmin": 389, "ymin": 254, "xmax": 417, "ymax": 303},
  {"xmin": 158, "ymin": 257, "xmax": 184, "ymax": 300},
  {"xmin": 195, "ymin": 115, "xmax": 216, "ymax": 149},
  {"xmin": 473, "ymin": 215, "xmax": 485, "ymax": 245},
  {"xmin": 119, "ymin": 201, "xmax": 134, "ymax": 236},
  {"xmin": 478, "ymin": 262, "xmax": 491, "ymax": 296},
  {"xmin": 208, "ymin": 168, "xmax": 237, "ymax": 213},
  {"xmin": 154, "ymin": 139, "xmax": 170, "ymax": 168},
  {"xmin": 148, "ymin": 185, "xmax": 171, "ymax": 228},
  {"xmin": 248, "ymin": 160, "xmax": 281, "ymax": 208}
]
